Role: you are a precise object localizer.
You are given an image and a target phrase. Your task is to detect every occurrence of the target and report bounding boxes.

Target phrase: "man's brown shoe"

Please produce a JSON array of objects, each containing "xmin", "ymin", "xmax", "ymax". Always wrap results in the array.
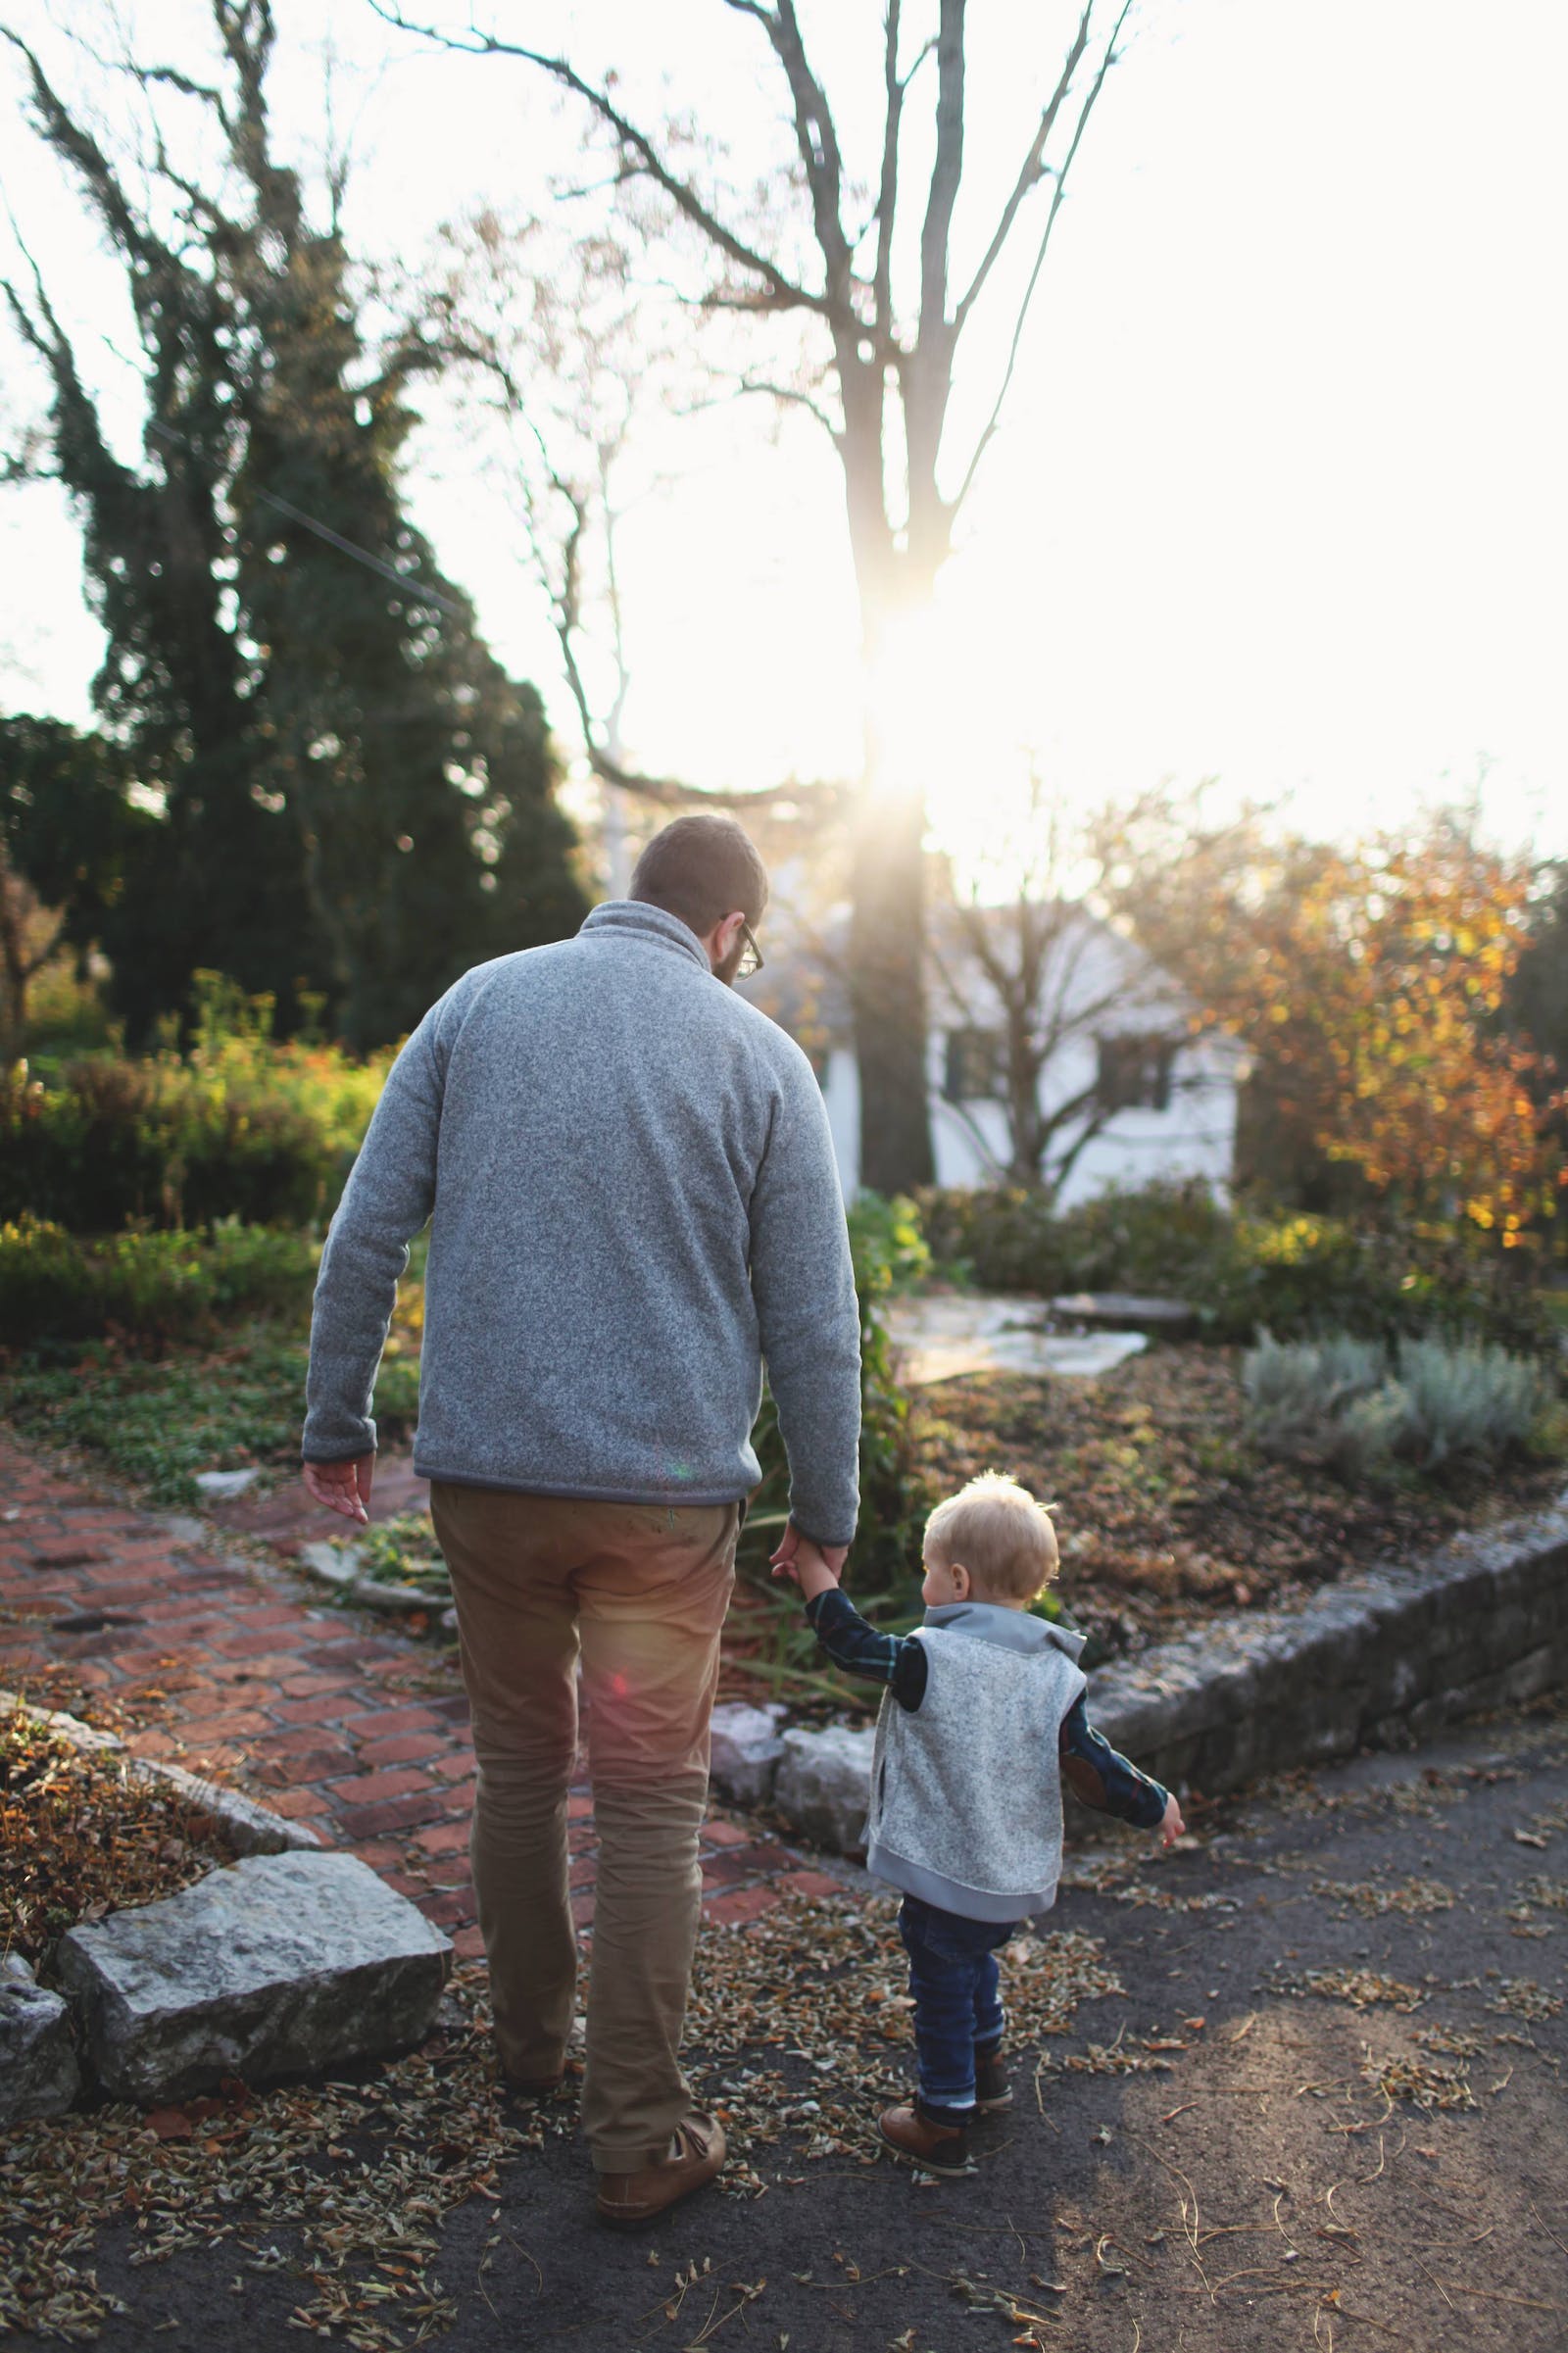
[
  {"xmin": 595, "ymin": 2114, "xmax": 727, "ymax": 2229},
  {"xmin": 877, "ymin": 2101, "xmax": 972, "ymax": 2177},
  {"xmin": 502, "ymin": 2067, "xmax": 566, "ymax": 2102}
]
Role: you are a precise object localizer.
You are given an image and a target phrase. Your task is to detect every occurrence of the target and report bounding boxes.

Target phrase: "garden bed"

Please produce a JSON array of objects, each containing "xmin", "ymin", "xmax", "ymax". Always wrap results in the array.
[{"xmin": 1, "ymin": 1705, "xmax": 239, "ymax": 1975}]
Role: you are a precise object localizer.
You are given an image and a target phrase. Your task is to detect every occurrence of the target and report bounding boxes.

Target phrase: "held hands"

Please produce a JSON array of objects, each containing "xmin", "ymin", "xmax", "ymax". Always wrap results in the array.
[
  {"xmin": 1155, "ymin": 1792, "xmax": 1187, "ymax": 1850},
  {"xmin": 769, "ymin": 1520, "xmax": 850, "ymax": 1604},
  {"xmin": 302, "ymin": 1452, "xmax": 374, "ymax": 1526}
]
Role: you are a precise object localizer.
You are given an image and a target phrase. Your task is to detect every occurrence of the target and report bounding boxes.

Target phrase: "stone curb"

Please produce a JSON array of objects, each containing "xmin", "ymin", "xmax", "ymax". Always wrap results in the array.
[
  {"xmin": 298, "ymin": 1539, "xmax": 446, "ymax": 1615},
  {"xmin": 1, "ymin": 1689, "xmax": 321, "ymax": 1854},
  {"xmin": 711, "ymin": 1490, "xmax": 1568, "ymax": 1852}
]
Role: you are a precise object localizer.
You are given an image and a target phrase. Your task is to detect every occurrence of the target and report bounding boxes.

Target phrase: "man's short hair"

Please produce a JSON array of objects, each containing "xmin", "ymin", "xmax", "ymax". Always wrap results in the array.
[
  {"xmin": 629, "ymin": 813, "xmax": 769, "ymax": 937},
  {"xmin": 923, "ymin": 1472, "xmax": 1060, "ymax": 1603}
]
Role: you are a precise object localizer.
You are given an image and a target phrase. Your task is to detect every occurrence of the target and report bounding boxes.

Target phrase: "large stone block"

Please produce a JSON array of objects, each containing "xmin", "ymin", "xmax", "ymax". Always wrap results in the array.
[
  {"xmin": 708, "ymin": 1701, "xmax": 786, "ymax": 1808},
  {"xmin": 0, "ymin": 1952, "xmax": 81, "ymax": 2123},
  {"xmin": 55, "ymin": 1850, "xmax": 451, "ymax": 2105},
  {"xmin": 773, "ymin": 1724, "xmax": 876, "ymax": 1854}
]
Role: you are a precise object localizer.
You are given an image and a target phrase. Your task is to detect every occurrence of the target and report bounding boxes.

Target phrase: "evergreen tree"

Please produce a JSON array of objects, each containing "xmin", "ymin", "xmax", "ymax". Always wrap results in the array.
[{"xmin": 2, "ymin": 2, "xmax": 583, "ymax": 1046}]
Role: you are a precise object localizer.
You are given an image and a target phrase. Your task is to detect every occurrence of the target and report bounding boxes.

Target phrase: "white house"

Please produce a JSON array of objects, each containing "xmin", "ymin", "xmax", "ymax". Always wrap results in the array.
[{"xmin": 744, "ymin": 902, "xmax": 1242, "ymax": 1204}]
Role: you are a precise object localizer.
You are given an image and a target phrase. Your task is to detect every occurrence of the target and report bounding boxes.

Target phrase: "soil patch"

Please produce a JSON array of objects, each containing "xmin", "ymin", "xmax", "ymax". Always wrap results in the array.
[{"xmin": 907, "ymin": 1343, "xmax": 1564, "ymax": 1664}]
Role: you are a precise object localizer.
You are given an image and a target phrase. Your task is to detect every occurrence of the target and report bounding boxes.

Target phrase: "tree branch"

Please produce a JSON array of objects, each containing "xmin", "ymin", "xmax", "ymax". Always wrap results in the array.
[
  {"xmin": 952, "ymin": 2, "xmax": 1092, "ymax": 337},
  {"xmin": 366, "ymin": 1, "xmax": 844, "ymax": 325},
  {"xmin": 872, "ymin": 0, "xmax": 903, "ymax": 337},
  {"xmin": 917, "ymin": 0, "xmax": 964, "ymax": 349},
  {"xmin": 949, "ymin": 0, "xmax": 1132, "ymax": 520}
]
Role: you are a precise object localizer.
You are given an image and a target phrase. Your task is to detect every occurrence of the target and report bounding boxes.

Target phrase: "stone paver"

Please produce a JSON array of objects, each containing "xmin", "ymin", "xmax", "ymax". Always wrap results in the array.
[{"xmin": 0, "ymin": 1436, "xmax": 853, "ymax": 1961}]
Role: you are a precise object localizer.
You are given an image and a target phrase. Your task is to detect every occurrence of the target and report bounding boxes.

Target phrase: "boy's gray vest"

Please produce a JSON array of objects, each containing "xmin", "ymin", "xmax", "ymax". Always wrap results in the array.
[{"xmin": 864, "ymin": 1604, "xmax": 1089, "ymax": 1922}]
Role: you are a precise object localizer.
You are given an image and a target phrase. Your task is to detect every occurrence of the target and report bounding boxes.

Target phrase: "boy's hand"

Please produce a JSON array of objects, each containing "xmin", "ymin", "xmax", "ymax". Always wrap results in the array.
[
  {"xmin": 1155, "ymin": 1793, "xmax": 1186, "ymax": 1849},
  {"xmin": 769, "ymin": 1521, "xmax": 849, "ymax": 1591}
]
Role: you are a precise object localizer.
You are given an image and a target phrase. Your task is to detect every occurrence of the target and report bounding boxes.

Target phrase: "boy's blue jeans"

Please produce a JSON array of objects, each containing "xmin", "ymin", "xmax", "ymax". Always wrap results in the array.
[{"xmin": 898, "ymin": 1894, "xmax": 1020, "ymax": 2121}]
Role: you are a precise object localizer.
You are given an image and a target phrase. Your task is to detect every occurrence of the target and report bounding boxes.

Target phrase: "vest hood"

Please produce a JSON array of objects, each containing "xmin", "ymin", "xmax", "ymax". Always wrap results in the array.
[{"xmin": 922, "ymin": 1600, "xmax": 1086, "ymax": 1666}]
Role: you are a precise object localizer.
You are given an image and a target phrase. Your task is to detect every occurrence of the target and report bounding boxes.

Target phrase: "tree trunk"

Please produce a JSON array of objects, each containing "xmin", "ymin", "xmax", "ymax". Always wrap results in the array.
[{"xmin": 848, "ymin": 691, "xmax": 936, "ymax": 1194}]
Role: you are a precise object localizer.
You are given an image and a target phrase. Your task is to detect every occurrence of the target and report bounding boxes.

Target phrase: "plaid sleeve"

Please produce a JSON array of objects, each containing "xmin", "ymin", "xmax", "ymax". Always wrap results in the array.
[
  {"xmin": 1059, "ymin": 1697, "xmax": 1169, "ymax": 1829},
  {"xmin": 804, "ymin": 1588, "xmax": 927, "ymax": 1711}
]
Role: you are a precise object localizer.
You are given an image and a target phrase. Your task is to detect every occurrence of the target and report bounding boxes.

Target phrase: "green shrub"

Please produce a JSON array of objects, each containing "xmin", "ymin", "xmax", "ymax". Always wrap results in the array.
[
  {"xmin": 846, "ymin": 1191, "xmax": 932, "ymax": 1296},
  {"xmin": 919, "ymin": 1177, "xmax": 1236, "ymax": 1299},
  {"xmin": 0, "ymin": 1215, "xmax": 318, "ymax": 1347},
  {"xmin": 918, "ymin": 1180, "xmax": 1552, "ymax": 1352},
  {"xmin": 0, "ymin": 975, "xmax": 388, "ymax": 1233},
  {"xmin": 1241, "ymin": 1329, "xmax": 1554, "ymax": 1479}
]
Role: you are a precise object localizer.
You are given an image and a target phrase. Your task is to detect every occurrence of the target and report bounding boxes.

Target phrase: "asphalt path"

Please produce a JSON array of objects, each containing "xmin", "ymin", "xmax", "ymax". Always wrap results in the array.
[{"xmin": 44, "ymin": 1697, "xmax": 1568, "ymax": 2353}]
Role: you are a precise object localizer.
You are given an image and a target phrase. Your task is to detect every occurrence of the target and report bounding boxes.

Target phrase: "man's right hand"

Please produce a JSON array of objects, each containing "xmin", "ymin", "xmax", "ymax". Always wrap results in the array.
[
  {"xmin": 302, "ymin": 1453, "xmax": 374, "ymax": 1525},
  {"xmin": 768, "ymin": 1520, "xmax": 850, "ymax": 1587}
]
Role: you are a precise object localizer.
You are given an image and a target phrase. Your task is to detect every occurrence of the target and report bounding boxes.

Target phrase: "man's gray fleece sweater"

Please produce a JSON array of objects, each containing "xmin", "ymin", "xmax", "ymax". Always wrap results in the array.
[{"xmin": 302, "ymin": 901, "xmax": 861, "ymax": 1546}]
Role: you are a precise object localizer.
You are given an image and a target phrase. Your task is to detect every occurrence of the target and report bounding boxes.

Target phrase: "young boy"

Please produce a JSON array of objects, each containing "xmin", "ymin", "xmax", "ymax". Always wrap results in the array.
[{"xmin": 785, "ymin": 1471, "xmax": 1183, "ymax": 2177}]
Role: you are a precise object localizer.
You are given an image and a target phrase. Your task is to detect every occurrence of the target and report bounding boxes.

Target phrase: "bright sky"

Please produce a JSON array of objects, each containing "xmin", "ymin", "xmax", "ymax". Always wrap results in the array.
[{"xmin": 1, "ymin": 0, "xmax": 1564, "ymax": 862}]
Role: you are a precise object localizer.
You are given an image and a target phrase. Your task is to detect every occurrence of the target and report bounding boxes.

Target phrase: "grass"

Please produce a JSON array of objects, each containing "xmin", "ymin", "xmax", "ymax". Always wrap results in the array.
[{"xmin": 0, "ymin": 1314, "xmax": 420, "ymax": 1508}]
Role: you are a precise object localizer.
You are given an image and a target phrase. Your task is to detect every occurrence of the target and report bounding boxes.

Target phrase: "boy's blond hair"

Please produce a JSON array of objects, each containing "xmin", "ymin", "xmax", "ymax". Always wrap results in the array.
[{"xmin": 923, "ymin": 1471, "xmax": 1059, "ymax": 1602}]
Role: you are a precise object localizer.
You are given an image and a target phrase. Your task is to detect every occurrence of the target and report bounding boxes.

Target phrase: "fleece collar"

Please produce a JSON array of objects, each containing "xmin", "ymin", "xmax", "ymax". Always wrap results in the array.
[
  {"xmin": 580, "ymin": 899, "xmax": 710, "ymax": 971},
  {"xmin": 922, "ymin": 1599, "xmax": 1087, "ymax": 1665}
]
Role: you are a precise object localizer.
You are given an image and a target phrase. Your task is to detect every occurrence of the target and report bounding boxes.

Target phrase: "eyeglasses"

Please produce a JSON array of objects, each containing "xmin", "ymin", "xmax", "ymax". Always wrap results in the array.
[{"xmin": 736, "ymin": 921, "xmax": 764, "ymax": 980}]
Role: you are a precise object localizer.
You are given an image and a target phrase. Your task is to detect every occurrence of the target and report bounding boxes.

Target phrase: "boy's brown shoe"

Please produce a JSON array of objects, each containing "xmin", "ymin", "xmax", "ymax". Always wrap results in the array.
[
  {"xmin": 878, "ymin": 2102, "xmax": 972, "ymax": 2177},
  {"xmin": 595, "ymin": 2113, "xmax": 727, "ymax": 2229},
  {"xmin": 974, "ymin": 2045, "xmax": 1012, "ymax": 2112}
]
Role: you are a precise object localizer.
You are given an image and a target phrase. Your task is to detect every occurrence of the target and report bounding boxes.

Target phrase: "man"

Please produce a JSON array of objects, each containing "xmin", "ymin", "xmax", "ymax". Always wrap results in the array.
[{"xmin": 301, "ymin": 813, "xmax": 861, "ymax": 2227}]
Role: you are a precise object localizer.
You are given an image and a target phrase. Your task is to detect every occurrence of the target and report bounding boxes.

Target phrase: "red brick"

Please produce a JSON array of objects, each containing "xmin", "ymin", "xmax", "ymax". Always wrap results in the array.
[
  {"xmin": 334, "ymin": 1791, "xmax": 450, "ymax": 1839},
  {"xmin": 264, "ymin": 1726, "xmax": 354, "ymax": 1759},
  {"xmin": 701, "ymin": 1819, "xmax": 753, "ymax": 1848},
  {"xmin": 570, "ymin": 1891, "xmax": 596, "ymax": 1929},
  {"xmin": 227, "ymin": 1605, "xmax": 306, "ymax": 1632},
  {"xmin": 569, "ymin": 1856, "xmax": 597, "ymax": 1890},
  {"xmin": 279, "ymin": 1673, "xmax": 358, "ymax": 1700},
  {"xmin": 257, "ymin": 1785, "xmax": 335, "ymax": 1820},
  {"xmin": 216, "ymin": 1631, "xmax": 307, "ymax": 1661},
  {"xmin": 777, "ymin": 1870, "xmax": 845, "ymax": 1900},
  {"xmin": 433, "ymin": 1754, "xmax": 474, "ymax": 1785},
  {"xmin": 270, "ymin": 1695, "xmax": 351, "ymax": 1727},
  {"xmin": 704, "ymin": 1886, "xmax": 778, "ymax": 1928},
  {"xmin": 175, "ymin": 1710, "xmax": 273, "ymax": 1744},
  {"xmin": 701, "ymin": 1855, "xmax": 748, "ymax": 1889},
  {"xmin": 416, "ymin": 1888, "xmax": 474, "ymax": 1929},
  {"xmin": 723, "ymin": 1842, "xmax": 795, "ymax": 1874},
  {"xmin": 207, "ymin": 1655, "xmax": 301, "ymax": 1685},
  {"xmin": 453, "ymin": 1925, "xmax": 486, "ymax": 1961},
  {"xmin": 257, "ymin": 1749, "xmax": 355, "ymax": 1787},
  {"xmin": 356, "ymin": 1734, "xmax": 446, "ymax": 1770},
  {"xmin": 341, "ymin": 1705, "xmax": 442, "ymax": 1739},
  {"xmin": 336, "ymin": 1766, "xmax": 434, "ymax": 1805},
  {"xmin": 414, "ymin": 1820, "xmax": 470, "ymax": 1858},
  {"xmin": 352, "ymin": 1839, "xmax": 410, "ymax": 1871},
  {"xmin": 567, "ymin": 1793, "xmax": 594, "ymax": 1821}
]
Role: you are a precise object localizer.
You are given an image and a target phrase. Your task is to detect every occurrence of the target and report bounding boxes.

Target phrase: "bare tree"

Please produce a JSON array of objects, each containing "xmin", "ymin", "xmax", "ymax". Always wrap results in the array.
[
  {"xmin": 425, "ymin": 208, "xmax": 847, "ymax": 886},
  {"xmin": 372, "ymin": 0, "xmax": 1135, "ymax": 1191},
  {"xmin": 929, "ymin": 781, "xmax": 1227, "ymax": 1199}
]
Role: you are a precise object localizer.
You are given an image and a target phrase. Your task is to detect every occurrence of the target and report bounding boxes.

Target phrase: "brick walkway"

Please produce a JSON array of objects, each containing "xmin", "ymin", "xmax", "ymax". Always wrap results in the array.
[{"xmin": 0, "ymin": 1436, "xmax": 844, "ymax": 1960}]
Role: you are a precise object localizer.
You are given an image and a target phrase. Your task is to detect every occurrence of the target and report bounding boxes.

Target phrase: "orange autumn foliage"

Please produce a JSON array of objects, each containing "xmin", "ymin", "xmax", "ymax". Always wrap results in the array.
[{"xmin": 1126, "ymin": 811, "xmax": 1562, "ymax": 1240}]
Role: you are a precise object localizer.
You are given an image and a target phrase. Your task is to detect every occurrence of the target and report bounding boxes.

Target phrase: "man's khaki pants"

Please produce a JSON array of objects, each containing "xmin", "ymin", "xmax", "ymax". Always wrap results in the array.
[{"xmin": 429, "ymin": 1484, "xmax": 739, "ymax": 2171}]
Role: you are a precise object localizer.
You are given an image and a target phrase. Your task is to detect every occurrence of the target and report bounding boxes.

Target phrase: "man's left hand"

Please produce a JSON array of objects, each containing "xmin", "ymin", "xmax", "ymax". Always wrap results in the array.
[
  {"xmin": 303, "ymin": 1453, "xmax": 374, "ymax": 1525},
  {"xmin": 769, "ymin": 1520, "xmax": 850, "ymax": 1588}
]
